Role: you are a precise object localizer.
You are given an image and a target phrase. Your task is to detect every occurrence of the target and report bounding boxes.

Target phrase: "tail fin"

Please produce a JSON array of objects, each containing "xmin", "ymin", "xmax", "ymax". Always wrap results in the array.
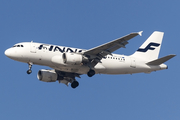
[{"xmin": 132, "ymin": 31, "xmax": 164, "ymax": 61}]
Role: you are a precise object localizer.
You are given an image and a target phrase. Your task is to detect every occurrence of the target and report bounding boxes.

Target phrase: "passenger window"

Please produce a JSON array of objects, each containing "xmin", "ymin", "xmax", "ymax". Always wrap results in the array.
[{"xmin": 12, "ymin": 45, "xmax": 23, "ymax": 47}]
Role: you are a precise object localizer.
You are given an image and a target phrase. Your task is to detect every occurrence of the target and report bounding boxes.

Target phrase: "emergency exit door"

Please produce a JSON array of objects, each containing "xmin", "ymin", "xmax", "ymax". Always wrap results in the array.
[
  {"xmin": 30, "ymin": 41, "xmax": 36, "ymax": 53},
  {"xmin": 130, "ymin": 57, "xmax": 136, "ymax": 68}
]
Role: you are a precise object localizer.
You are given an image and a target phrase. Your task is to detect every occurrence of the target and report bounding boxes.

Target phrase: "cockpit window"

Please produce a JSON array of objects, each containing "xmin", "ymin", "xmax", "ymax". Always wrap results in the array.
[{"xmin": 13, "ymin": 44, "xmax": 24, "ymax": 47}]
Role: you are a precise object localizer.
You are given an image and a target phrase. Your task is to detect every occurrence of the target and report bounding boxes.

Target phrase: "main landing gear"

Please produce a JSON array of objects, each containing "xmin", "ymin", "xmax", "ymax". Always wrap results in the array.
[
  {"xmin": 70, "ymin": 69, "xmax": 95, "ymax": 88},
  {"xmin": 27, "ymin": 62, "xmax": 33, "ymax": 74},
  {"xmin": 87, "ymin": 69, "xmax": 95, "ymax": 77},
  {"xmin": 71, "ymin": 81, "xmax": 79, "ymax": 89}
]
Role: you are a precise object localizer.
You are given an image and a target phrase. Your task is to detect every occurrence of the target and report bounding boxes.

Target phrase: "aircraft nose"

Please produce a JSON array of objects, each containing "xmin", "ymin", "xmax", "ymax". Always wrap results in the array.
[
  {"xmin": 4, "ymin": 48, "xmax": 15, "ymax": 59},
  {"xmin": 5, "ymin": 48, "xmax": 22, "ymax": 61},
  {"xmin": 4, "ymin": 49, "xmax": 11, "ymax": 57}
]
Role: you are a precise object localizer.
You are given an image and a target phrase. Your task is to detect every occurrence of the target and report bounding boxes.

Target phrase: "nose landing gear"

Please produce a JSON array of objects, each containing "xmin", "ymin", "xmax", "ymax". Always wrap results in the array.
[{"xmin": 27, "ymin": 62, "xmax": 33, "ymax": 74}]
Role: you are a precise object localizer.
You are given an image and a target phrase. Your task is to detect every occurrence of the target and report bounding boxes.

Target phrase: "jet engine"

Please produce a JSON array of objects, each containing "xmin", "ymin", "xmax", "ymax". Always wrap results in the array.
[
  {"xmin": 62, "ymin": 53, "xmax": 88, "ymax": 65},
  {"xmin": 37, "ymin": 69, "xmax": 57, "ymax": 82}
]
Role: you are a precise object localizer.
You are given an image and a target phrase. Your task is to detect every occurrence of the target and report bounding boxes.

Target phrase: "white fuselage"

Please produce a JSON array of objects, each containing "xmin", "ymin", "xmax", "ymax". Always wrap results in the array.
[{"xmin": 5, "ymin": 42, "xmax": 167, "ymax": 75}]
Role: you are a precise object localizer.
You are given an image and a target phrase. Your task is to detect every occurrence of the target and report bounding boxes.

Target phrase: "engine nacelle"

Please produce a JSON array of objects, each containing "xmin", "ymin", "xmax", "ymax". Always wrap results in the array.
[
  {"xmin": 62, "ymin": 53, "xmax": 88, "ymax": 65},
  {"xmin": 37, "ymin": 69, "xmax": 58, "ymax": 82}
]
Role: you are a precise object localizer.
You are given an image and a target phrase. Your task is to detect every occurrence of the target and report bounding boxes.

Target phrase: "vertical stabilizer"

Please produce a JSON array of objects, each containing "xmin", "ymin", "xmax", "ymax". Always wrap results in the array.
[{"xmin": 132, "ymin": 31, "xmax": 164, "ymax": 61}]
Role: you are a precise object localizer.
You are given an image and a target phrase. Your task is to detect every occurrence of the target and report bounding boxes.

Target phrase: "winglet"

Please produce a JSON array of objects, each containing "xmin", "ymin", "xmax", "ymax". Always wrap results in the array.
[{"xmin": 138, "ymin": 31, "xmax": 143, "ymax": 36}]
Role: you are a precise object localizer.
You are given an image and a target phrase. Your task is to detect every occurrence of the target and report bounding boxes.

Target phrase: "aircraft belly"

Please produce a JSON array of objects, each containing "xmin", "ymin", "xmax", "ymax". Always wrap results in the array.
[
  {"xmin": 100, "ymin": 59, "xmax": 131, "ymax": 74},
  {"xmin": 99, "ymin": 58, "xmax": 157, "ymax": 74},
  {"xmin": 94, "ymin": 63, "xmax": 106, "ymax": 73}
]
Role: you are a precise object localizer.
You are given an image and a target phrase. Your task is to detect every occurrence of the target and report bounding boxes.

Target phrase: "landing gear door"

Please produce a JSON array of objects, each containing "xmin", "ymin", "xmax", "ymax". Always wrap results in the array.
[
  {"xmin": 130, "ymin": 57, "xmax": 136, "ymax": 68},
  {"xmin": 30, "ymin": 41, "xmax": 36, "ymax": 53}
]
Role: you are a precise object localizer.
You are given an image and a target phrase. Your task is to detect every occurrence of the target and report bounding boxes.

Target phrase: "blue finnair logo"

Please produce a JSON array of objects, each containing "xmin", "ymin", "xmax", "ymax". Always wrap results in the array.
[{"xmin": 137, "ymin": 42, "xmax": 160, "ymax": 52}]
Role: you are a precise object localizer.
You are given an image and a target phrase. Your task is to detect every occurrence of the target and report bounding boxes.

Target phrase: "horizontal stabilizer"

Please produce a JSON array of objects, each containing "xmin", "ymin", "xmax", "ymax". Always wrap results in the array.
[{"xmin": 146, "ymin": 54, "xmax": 176, "ymax": 65}]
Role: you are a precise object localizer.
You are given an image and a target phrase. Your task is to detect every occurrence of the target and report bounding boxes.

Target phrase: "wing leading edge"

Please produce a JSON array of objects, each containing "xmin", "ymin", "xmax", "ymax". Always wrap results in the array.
[
  {"xmin": 83, "ymin": 31, "xmax": 142, "ymax": 67},
  {"xmin": 84, "ymin": 31, "xmax": 142, "ymax": 58}
]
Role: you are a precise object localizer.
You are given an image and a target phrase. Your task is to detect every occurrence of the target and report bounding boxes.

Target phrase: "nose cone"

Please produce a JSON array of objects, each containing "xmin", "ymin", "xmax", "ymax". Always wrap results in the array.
[
  {"xmin": 4, "ymin": 49, "xmax": 12, "ymax": 57},
  {"xmin": 4, "ymin": 48, "xmax": 17, "ymax": 60},
  {"xmin": 5, "ymin": 47, "xmax": 26, "ymax": 62}
]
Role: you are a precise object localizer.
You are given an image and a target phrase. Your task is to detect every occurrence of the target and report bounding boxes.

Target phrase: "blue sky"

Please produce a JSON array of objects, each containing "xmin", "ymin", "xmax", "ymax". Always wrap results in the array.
[{"xmin": 0, "ymin": 0, "xmax": 179, "ymax": 120}]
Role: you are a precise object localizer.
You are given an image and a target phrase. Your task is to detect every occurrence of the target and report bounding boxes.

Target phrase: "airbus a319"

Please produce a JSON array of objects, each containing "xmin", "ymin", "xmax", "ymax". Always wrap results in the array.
[{"xmin": 4, "ymin": 31, "xmax": 176, "ymax": 88}]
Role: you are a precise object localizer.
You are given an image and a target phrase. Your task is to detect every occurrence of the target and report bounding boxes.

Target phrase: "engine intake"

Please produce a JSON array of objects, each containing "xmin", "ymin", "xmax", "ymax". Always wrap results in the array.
[
  {"xmin": 62, "ymin": 53, "xmax": 88, "ymax": 65},
  {"xmin": 37, "ymin": 69, "xmax": 57, "ymax": 82}
]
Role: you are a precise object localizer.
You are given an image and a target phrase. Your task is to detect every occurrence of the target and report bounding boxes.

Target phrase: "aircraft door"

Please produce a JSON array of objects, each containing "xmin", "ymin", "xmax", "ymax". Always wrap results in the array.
[
  {"xmin": 130, "ymin": 57, "xmax": 136, "ymax": 68},
  {"xmin": 30, "ymin": 41, "xmax": 36, "ymax": 53}
]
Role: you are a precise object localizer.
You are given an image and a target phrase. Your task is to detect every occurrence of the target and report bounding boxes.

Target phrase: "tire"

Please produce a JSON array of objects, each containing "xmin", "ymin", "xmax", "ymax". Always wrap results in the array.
[
  {"xmin": 87, "ymin": 70, "xmax": 95, "ymax": 77},
  {"xmin": 71, "ymin": 81, "xmax": 79, "ymax": 88},
  {"xmin": 27, "ymin": 70, "xmax": 32, "ymax": 74}
]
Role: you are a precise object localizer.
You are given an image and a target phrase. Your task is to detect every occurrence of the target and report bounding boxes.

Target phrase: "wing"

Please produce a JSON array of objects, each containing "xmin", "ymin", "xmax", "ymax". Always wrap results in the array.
[
  {"xmin": 83, "ymin": 31, "xmax": 142, "ymax": 66},
  {"xmin": 84, "ymin": 31, "xmax": 142, "ymax": 58}
]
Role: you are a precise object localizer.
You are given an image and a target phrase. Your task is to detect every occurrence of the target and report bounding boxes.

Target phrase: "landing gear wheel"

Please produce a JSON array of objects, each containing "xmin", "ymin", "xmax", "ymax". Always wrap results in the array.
[
  {"xmin": 27, "ymin": 69, "xmax": 32, "ymax": 74},
  {"xmin": 27, "ymin": 62, "xmax": 33, "ymax": 74},
  {"xmin": 71, "ymin": 81, "xmax": 79, "ymax": 89},
  {"xmin": 87, "ymin": 69, "xmax": 95, "ymax": 77}
]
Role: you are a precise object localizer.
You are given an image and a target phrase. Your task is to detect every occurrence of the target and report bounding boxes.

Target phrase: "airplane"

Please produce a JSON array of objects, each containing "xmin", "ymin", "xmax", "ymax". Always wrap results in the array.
[{"xmin": 4, "ymin": 31, "xmax": 176, "ymax": 88}]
